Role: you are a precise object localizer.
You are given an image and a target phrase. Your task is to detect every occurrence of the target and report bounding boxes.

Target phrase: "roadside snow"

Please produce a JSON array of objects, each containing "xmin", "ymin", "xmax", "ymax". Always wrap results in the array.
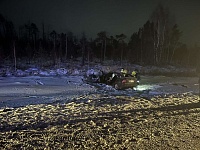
[
  {"xmin": 0, "ymin": 64, "xmax": 198, "ymax": 109},
  {"xmin": 0, "ymin": 74, "xmax": 198, "ymax": 109},
  {"xmin": 0, "ymin": 76, "xmax": 95, "ymax": 108}
]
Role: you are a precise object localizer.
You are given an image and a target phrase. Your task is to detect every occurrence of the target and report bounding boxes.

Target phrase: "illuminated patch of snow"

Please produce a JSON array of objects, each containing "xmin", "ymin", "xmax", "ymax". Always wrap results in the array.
[
  {"xmin": 136, "ymin": 84, "xmax": 161, "ymax": 91},
  {"xmin": 15, "ymin": 69, "xmax": 28, "ymax": 77},
  {"xmin": 71, "ymin": 69, "xmax": 80, "ymax": 75},
  {"xmin": 102, "ymin": 85, "xmax": 115, "ymax": 91},
  {"xmin": 56, "ymin": 68, "xmax": 68, "ymax": 75},
  {"xmin": 39, "ymin": 71, "xmax": 49, "ymax": 76},
  {"xmin": 86, "ymin": 69, "xmax": 101, "ymax": 77},
  {"xmin": 49, "ymin": 70, "xmax": 57, "ymax": 76}
]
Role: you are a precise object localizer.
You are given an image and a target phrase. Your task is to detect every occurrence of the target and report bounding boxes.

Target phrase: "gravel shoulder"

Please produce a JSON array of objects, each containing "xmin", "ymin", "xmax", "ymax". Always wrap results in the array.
[{"xmin": 0, "ymin": 94, "xmax": 200, "ymax": 149}]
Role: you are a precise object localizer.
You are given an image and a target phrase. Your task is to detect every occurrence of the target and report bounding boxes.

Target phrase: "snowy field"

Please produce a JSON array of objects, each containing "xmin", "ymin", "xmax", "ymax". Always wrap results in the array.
[
  {"xmin": 0, "ymin": 76, "xmax": 95, "ymax": 108},
  {"xmin": 0, "ymin": 65, "xmax": 200, "ymax": 149},
  {"xmin": 0, "ymin": 74, "xmax": 198, "ymax": 108}
]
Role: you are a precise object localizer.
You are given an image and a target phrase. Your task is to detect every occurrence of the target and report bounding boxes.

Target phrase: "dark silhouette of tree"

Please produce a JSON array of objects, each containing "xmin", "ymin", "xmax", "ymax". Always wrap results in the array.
[
  {"xmin": 138, "ymin": 21, "xmax": 155, "ymax": 64},
  {"xmin": 168, "ymin": 24, "xmax": 182, "ymax": 63},
  {"xmin": 17, "ymin": 22, "xmax": 39, "ymax": 61},
  {"xmin": 116, "ymin": 33, "xmax": 127, "ymax": 65},
  {"xmin": 109, "ymin": 36, "xmax": 115, "ymax": 60},
  {"xmin": 0, "ymin": 11, "xmax": 198, "ymax": 69},
  {"xmin": 80, "ymin": 33, "xmax": 87, "ymax": 66},
  {"xmin": 150, "ymin": 4, "xmax": 170, "ymax": 64},
  {"xmin": 173, "ymin": 43, "xmax": 188, "ymax": 65},
  {"xmin": 50, "ymin": 30, "xmax": 57, "ymax": 65},
  {"xmin": 65, "ymin": 33, "xmax": 68, "ymax": 60},
  {"xmin": 30, "ymin": 23, "xmax": 39, "ymax": 53},
  {"xmin": 128, "ymin": 32, "xmax": 140, "ymax": 63},
  {"xmin": 66, "ymin": 31, "xmax": 76, "ymax": 59},
  {"xmin": 188, "ymin": 44, "xmax": 200, "ymax": 66},
  {"xmin": 0, "ymin": 14, "xmax": 16, "ymax": 60},
  {"xmin": 0, "ymin": 14, "xmax": 6, "ymax": 37},
  {"xmin": 96, "ymin": 31, "xmax": 107, "ymax": 63}
]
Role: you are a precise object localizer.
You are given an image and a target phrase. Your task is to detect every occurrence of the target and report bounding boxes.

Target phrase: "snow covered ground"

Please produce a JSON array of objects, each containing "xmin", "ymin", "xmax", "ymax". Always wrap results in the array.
[
  {"xmin": 0, "ymin": 64, "xmax": 199, "ymax": 149},
  {"xmin": 0, "ymin": 74, "xmax": 198, "ymax": 108},
  {"xmin": 0, "ymin": 75, "xmax": 95, "ymax": 108},
  {"xmin": 0, "ymin": 86, "xmax": 199, "ymax": 149}
]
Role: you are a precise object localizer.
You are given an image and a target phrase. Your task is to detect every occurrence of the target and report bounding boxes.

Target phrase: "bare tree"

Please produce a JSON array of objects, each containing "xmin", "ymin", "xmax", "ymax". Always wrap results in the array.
[
  {"xmin": 30, "ymin": 23, "xmax": 39, "ymax": 53},
  {"xmin": 13, "ymin": 41, "xmax": 16, "ymax": 71},
  {"xmin": 65, "ymin": 34, "xmax": 68, "ymax": 60},
  {"xmin": 169, "ymin": 24, "xmax": 182, "ymax": 63},
  {"xmin": 151, "ymin": 4, "xmax": 169, "ymax": 64},
  {"xmin": 80, "ymin": 33, "xmax": 87, "ymax": 66},
  {"xmin": 50, "ymin": 30, "xmax": 57, "ymax": 65},
  {"xmin": 116, "ymin": 34, "xmax": 127, "ymax": 66},
  {"xmin": 97, "ymin": 31, "xmax": 107, "ymax": 63}
]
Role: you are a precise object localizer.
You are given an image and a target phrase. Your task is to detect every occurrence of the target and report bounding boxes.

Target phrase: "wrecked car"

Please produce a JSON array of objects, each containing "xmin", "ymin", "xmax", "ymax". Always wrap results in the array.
[{"xmin": 86, "ymin": 71, "xmax": 139, "ymax": 90}]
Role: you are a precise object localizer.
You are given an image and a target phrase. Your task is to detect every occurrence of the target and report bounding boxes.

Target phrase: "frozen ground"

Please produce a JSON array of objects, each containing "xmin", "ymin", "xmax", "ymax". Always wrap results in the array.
[
  {"xmin": 0, "ymin": 76, "xmax": 95, "ymax": 108},
  {"xmin": 0, "ymin": 75, "xmax": 198, "ymax": 108},
  {"xmin": 0, "ymin": 86, "xmax": 200, "ymax": 149},
  {"xmin": 0, "ymin": 65, "xmax": 200, "ymax": 149}
]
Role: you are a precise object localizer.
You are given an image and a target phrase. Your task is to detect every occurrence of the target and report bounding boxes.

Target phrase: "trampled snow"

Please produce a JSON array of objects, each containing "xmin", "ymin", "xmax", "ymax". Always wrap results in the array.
[{"xmin": 0, "ymin": 65, "xmax": 199, "ymax": 108}]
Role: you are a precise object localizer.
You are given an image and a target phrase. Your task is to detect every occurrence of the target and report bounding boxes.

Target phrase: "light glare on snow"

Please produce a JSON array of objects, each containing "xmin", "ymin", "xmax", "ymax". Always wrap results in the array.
[{"xmin": 136, "ymin": 84, "xmax": 159, "ymax": 91}]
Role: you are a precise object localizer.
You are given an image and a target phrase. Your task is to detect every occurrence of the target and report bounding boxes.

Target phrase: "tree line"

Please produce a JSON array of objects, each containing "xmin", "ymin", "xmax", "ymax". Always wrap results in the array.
[{"xmin": 0, "ymin": 4, "xmax": 199, "ymax": 68}]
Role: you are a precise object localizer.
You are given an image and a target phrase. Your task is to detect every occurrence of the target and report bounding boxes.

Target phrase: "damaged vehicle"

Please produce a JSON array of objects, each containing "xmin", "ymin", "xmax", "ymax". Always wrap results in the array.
[{"xmin": 86, "ymin": 70, "xmax": 140, "ymax": 90}]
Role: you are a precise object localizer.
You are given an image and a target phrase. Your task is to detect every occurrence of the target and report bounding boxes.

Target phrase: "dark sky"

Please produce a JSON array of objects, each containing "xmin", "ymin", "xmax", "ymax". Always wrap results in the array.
[{"xmin": 0, "ymin": 0, "xmax": 200, "ymax": 46}]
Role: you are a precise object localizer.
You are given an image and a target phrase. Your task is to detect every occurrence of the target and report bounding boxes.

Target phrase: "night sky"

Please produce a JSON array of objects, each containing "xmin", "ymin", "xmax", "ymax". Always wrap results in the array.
[{"xmin": 0, "ymin": 0, "xmax": 200, "ymax": 46}]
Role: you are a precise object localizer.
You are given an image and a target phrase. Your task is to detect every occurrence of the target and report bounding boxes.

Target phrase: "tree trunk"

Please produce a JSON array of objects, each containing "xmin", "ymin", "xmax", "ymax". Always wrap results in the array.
[
  {"xmin": 65, "ymin": 34, "xmax": 68, "ymax": 60},
  {"xmin": 87, "ymin": 48, "xmax": 90, "ymax": 70},
  {"xmin": 120, "ymin": 45, "xmax": 123, "ymax": 66},
  {"xmin": 42, "ymin": 23, "xmax": 45, "ymax": 41},
  {"xmin": 156, "ymin": 21, "xmax": 160, "ymax": 64},
  {"xmin": 53, "ymin": 36, "xmax": 56, "ymax": 65},
  {"xmin": 81, "ymin": 41, "xmax": 85, "ymax": 66},
  {"xmin": 104, "ymin": 38, "xmax": 106, "ymax": 61},
  {"xmin": 170, "ymin": 42, "xmax": 177, "ymax": 64},
  {"xmin": 140, "ymin": 38, "xmax": 143, "ymax": 64},
  {"xmin": 100, "ymin": 41, "xmax": 103, "ymax": 64},
  {"xmin": 13, "ymin": 41, "xmax": 17, "ymax": 71},
  {"xmin": 159, "ymin": 22, "xmax": 166, "ymax": 63}
]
